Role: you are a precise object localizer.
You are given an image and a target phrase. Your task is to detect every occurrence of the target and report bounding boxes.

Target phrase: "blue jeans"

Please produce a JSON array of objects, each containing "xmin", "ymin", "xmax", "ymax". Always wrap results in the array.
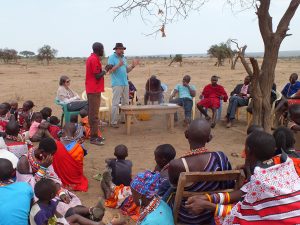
[
  {"xmin": 227, "ymin": 95, "xmax": 248, "ymax": 120},
  {"xmin": 170, "ymin": 98, "xmax": 193, "ymax": 121}
]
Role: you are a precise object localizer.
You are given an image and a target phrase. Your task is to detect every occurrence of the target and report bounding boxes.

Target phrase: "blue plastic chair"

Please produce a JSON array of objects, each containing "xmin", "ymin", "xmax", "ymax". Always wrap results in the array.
[{"xmin": 54, "ymin": 99, "xmax": 80, "ymax": 126}]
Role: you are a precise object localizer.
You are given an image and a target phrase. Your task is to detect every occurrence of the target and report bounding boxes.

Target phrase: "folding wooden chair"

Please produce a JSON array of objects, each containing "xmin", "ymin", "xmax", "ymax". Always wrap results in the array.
[{"xmin": 173, "ymin": 170, "xmax": 244, "ymax": 224}]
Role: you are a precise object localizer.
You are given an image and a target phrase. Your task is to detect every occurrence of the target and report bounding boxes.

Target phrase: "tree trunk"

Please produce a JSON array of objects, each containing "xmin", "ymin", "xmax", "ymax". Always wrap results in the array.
[
  {"xmin": 231, "ymin": 56, "xmax": 239, "ymax": 70},
  {"xmin": 251, "ymin": 42, "xmax": 280, "ymax": 133}
]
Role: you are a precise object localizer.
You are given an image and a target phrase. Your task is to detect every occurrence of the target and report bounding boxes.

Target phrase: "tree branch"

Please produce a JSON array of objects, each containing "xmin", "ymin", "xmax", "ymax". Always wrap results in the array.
[
  {"xmin": 231, "ymin": 39, "xmax": 240, "ymax": 49},
  {"xmin": 240, "ymin": 56, "xmax": 253, "ymax": 77},
  {"xmin": 276, "ymin": 0, "xmax": 300, "ymax": 40},
  {"xmin": 256, "ymin": 0, "xmax": 273, "ymax": 44}
]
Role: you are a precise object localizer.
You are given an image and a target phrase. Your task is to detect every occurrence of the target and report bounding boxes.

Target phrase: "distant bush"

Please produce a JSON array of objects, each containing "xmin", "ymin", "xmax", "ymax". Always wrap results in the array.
[
  {"xmin": 0, "ymin": 48, "xmax": 18, "ymax": 63},
  {"xmin": 37, "ymin": 45, "xmax": 57, "ymax": 65}
]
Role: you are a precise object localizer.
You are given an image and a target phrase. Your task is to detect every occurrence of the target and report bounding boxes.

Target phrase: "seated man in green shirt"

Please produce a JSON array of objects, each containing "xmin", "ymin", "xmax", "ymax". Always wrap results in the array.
[{"xmin": 169, "ymin": 75, "xmax": 196, "ymax": 125}]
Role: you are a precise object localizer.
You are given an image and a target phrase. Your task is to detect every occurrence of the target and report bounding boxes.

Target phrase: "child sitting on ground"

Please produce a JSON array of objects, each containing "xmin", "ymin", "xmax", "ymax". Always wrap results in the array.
[
  {"xmin": 80, "ymin": 109, "xmax": 104, "ymax": 143},
  {"xmin": 154, "ymin": 144, "xmax": 176, "ymax": 172},
  {"xmin": 31, "ymin": 178, "xmax": 125, "ymax": 225},
  {"xmin": 60, "ymin": 122, "xmax": 86, "ymax": 159},
  {"xmin": 18, "ymin": 100, "xmax": 35, "ymax": 131},
  {"xmin": 153, "ymin": 144, "xmax": 176, "ymax": 197},
  {"xmin": 48, "ymin": 116, "xmax": 61, "ymax": 140},
  {"xmin": 40, "ymin": 107, "xmax": 52, "ymax": 121},
  {"xmin": 29, "ymin": 112, "xmax": 53, "ymax": 142},
  {"xmin": 105, "ymin": 145, "xmax": 132, "ymax": 186},
  {"xmin": 9, "ymin": 100, "xmax": 18, "ymax": 120},
  {"xmin": 0, "ymin": 103, "xmax": 9, "ymax": 132},
  {"xmin": 240, "ymin": 124, "xmax": 264, "ymax": 158}
]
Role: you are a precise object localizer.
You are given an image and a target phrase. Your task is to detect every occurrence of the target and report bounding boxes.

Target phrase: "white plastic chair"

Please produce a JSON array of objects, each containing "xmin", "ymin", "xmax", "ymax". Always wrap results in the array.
[{"xmin": 81, "ymin": 87, "xmax": 112, "ymax": 124}]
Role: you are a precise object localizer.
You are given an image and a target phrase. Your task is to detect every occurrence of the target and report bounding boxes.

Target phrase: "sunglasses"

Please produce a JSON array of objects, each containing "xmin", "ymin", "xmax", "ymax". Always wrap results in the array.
[{"xmin": 66, "ymin": 80, "xmax": 71, "ymax": 83}]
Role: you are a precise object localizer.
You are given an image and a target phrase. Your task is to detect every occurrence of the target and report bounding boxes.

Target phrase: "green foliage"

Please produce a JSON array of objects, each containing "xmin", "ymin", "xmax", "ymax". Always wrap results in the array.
[
  {"xmin": 207, "ymin": 42, "xmax": 234, "ymax": 66},
  {"xmin": 37, "ymin": 45, "xmax": 58, "ymax": 65},
  {"xmin": 0, "ymin": 48, "xmax": 18, "ymax": 63},
  {"xmin": 169, "ymin": 54, "xmax": 183, "ymax": 66},
  {"xmin": 19, "ymin": 50, "xmax": 35, "ymax": 58},
  {"xmin": 173, "ymin": 54, "xmax": 183, "ymax": 62}
]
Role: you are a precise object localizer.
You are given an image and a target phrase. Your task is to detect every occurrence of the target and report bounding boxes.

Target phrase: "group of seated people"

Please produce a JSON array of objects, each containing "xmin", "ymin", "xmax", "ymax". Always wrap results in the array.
[
  {"xmin": 56, "ymin": 71, "xmax": 300, "ymax": 132},
  {"xmin": 140, "ymin": 72, "xmax": 300, "ymax": 130},
  {"xmin": 1, "ymin": 94, "xmax": 300, "ymax": 224},
  {"xmin": 89, "ymin": 112, "xmax": 300, "ymax": 225},
  {"xmin": 1, "ymin": 71, "xmax": 300, "ymax": 225},
  {"xmin": 0, "ymin": 98, "xmax": 129, "ymax": 224},
  {"xmin": 90, "ymin": 102, "xmax": 299, "ymax": 225}
]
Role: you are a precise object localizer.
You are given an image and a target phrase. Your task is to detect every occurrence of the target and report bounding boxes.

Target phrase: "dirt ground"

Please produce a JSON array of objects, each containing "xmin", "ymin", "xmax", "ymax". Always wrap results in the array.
[{"xmin": 0, "ymin": 57, "xmax": 299, "ymax": 223}]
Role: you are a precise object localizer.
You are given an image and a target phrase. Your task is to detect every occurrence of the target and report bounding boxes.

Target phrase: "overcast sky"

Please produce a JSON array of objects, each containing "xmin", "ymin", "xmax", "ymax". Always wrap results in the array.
[{"xmin": 1, "ymin": 0, "xmax": 299, "ymax": 57}]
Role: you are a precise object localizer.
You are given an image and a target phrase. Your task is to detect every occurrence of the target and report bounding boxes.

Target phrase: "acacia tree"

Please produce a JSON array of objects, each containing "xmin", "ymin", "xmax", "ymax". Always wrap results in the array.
[
  {"xmin": 37, "ymin": 45, "xmax": 58, "ymax": 65},
  {"xmin": 113, "ymin": 0, "xmax": 300, "ymax": 132},
  {"xmin": 19, "ymin": 50, "xmax": 35, "ymax": 58},
  {"xmin": 169, "ymin": 54, "xmax": 183, "ymax": 66},
  {"xmin": 207, "ymin": 42, "xmax": 234, "ymax": 67}
]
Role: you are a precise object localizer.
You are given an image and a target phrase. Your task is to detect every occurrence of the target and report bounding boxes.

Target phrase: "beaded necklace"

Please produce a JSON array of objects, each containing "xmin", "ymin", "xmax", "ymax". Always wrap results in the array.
[
  {"xmin": 137, "ymin": 196, "xmax": 161, "ymax": 224},
  {"xmin": 181, "ymin": 147, "xmax": 208, "ymax": 158},
  {"xmin": 28, "ymin": 147, "xmax": 41, "ymax": 173},
  {"xmin": 5, "ymin": 134, "xmax": 19, "ymax": 142},
  {"xmin": 0, "ymin": 179, "xmax": 14, "ymax": 187}
]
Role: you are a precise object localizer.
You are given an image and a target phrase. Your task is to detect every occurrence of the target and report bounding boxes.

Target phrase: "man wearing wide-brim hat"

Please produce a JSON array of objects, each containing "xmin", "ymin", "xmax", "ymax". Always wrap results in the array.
[{"xmin": 108, "ymin": 43, "xmax": 139, "ymax": 128}]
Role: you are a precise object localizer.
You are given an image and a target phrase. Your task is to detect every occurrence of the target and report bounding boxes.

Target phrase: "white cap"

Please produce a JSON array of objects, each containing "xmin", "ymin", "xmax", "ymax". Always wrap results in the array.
[{"xmin": 0, "ymin": 149, "xmax": 19, "ymax": 169}]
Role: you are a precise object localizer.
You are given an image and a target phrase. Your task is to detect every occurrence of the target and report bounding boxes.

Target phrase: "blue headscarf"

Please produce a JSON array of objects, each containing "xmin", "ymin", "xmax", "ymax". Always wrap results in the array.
[{"xmin": 130, "ymin": 170, "xmax": 160, "ymax": 199}]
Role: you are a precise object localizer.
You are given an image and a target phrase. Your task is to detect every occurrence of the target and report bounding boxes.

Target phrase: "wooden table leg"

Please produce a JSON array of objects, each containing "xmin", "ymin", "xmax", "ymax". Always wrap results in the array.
[
  {"xmin": 126, "ymin": 114, "xmax": 132, "ymax": 135},
  {"xmin": 166, "ymin": 114, "xmax": 170, "ymax": 129},
  {"xmin": 167, "ymin": 113, "xmax": 175, "ymax": 132}
]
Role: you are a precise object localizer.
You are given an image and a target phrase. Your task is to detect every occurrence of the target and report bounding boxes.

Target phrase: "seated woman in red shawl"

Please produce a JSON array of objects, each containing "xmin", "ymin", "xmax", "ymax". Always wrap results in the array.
[
  {"xmin": 53, "ymin": 122, "xmax": 88, "ymax": 192},
  {"xmin": 197, "ymin": 75, "xmax": 228, "ymax": 128}
]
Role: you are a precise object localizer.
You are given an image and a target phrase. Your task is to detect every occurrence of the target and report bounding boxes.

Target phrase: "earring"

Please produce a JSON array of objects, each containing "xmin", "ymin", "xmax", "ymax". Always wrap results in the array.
[{"xmin": 139, "ymin": 199, "xmax": 142, "ymax": 206}]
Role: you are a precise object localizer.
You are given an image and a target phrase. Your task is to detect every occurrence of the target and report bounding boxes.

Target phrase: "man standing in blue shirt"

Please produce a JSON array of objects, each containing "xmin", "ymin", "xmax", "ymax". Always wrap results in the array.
[
  {"xmin": 108, "ymin": 43, "xmax": 139, "ymax": 128},
  {"xmin": 169, "ymin": 75, "xmax": 196, "ymax": 125}
]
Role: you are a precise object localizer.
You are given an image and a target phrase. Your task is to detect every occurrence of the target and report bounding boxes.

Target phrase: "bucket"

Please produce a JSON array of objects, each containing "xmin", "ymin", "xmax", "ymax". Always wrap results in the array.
[{"xmin": 137, "ymin": 113, "xmax": 152, "ymax": 121}]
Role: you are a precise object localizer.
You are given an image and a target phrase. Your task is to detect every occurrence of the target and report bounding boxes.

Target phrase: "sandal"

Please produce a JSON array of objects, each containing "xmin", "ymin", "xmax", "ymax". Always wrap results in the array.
[
  {"xmin": 89, "ymin": 199, "xmax": 105, "ymax": 221},
  {"xmin": 205, "ymin": 116, "xmax": 211, "ymax": 121}
]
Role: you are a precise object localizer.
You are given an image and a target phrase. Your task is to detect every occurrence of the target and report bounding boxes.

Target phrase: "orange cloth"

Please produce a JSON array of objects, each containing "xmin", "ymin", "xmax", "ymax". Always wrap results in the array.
[
  {"xmin": 241, "ymin": 146, "xmax": 246, "ymax": 158},
  {"xmin": 120, "ymin": 196, "xmax": 140, "ymax": 222},
  {"xmin": 81, "ymin": 116, "xmax": 102, "ymax": 138},
  {"xmin": 273, "ymin": 155, "xmax": 300, "ymax": 176},
  {"xmin": 105, "ymin": 184, "xmax": 125, "ymax": 208},
  {"xmin": 68, "ymin": 142, "xmax": 84, "ymax": 164}
]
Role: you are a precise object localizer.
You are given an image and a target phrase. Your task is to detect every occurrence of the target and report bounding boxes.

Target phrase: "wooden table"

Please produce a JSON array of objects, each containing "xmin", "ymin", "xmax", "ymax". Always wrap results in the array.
[{"xmin": 120, "ymin": 104, "xmax": 180, "ymax": 135}]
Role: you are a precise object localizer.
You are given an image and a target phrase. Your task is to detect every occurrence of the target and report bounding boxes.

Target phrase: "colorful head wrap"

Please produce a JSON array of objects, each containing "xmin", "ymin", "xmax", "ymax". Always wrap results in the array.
[{"xmin": 130, "ymin": 170, "xmax": 160, "ymax": 199}]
